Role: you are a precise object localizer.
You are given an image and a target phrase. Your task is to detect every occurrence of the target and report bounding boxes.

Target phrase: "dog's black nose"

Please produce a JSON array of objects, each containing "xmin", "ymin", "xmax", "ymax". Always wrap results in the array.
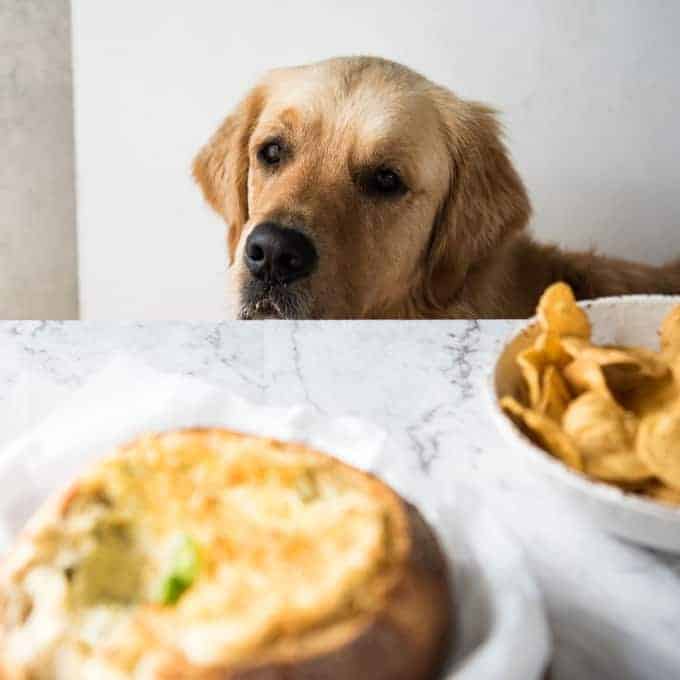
[{"xmin": 244, "ymin": 223, "xmax": 317, "ymax": 284}]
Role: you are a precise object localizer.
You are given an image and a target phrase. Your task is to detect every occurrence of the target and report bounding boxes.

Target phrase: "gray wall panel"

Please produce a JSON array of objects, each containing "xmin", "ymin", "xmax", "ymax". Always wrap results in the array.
[{"xmin": 0, "ymin": 0, "xmax": 78, "ymax": 319}]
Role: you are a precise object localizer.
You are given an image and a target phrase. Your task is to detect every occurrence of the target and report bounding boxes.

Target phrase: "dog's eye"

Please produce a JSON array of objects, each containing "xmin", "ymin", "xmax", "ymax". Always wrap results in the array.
[
  {"xmin": 258, "ymin": 141, "xmax": 283, "ymax": 166},
  {"xmin": 366, "ymin": 167, "xmax": 406, "ymax": 196}
]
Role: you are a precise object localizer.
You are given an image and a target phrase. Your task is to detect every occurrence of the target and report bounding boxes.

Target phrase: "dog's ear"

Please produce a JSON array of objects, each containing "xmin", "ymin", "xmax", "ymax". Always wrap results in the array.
[
  {"xmin": 193, "ymin": 86, "xmax": 265, "ymax": 264},
  {"xmin": 424, "ymin": 93, "xmax": 531, "ymax": 310}
]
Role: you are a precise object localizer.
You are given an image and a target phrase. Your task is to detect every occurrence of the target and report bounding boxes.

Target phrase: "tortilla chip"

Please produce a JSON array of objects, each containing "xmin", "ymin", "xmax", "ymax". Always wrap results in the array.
[
  {"xmin": 636, "ymin": 406, "xmax": 680, "ymax": 490},
  {"xmin": 517, "ymin": 332, "xmax": 571, "ymax": 407},
  {"xmin": 563, "ymin": 358, "xmax": 616, "ymax": 401},
  {"xmin": 584, "ymin": 452, "xmax": 653, "ymax": 486},
  {"xmin": 562, "ymin": 391, "xmax": 637, "ymax": 458},
  {"xmin": 660, "ymin": 305, "xmax": 680, "ymax": 363},
  {"xmin": 620, "ymin": 374, "xmax": 679, "ymax": 418},
  {"xmin": 501, "ymin": 396, "xmax": 583, "ymax": 471},
  {"xmin": 560, "ymin": 336, "xmax": 592, "ymax": 359},
  {"xmin": 561, "ymin": 342, "xmax": 670, "ymax": 393},
  {"xmin": 537, "ymin": 282, "xmax": 591, "ymax": 339},
  {"xmin": 537, "ymin": 366, "xmax": 572, "ymax": 420},
  {"xmin": 517, "ymin": 346, "xmax": 545, "ymax": 408}
]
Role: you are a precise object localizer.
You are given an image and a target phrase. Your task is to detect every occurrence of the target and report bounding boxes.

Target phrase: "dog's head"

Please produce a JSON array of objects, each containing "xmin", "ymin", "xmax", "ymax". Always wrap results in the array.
[{"xmin": 193, "ymin": 57, "xmax": 531, "ymax": 319}]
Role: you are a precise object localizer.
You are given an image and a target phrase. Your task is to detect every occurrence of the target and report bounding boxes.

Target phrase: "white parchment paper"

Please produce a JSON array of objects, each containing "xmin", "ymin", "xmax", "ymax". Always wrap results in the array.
[{"xmin": 0, "ymin": 356, "xmax": 550, "ymax": 679}]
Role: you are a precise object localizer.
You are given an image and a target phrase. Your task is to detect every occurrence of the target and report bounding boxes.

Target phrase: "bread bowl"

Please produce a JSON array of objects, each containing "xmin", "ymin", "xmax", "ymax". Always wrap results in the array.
[{"xmin": 0, "ymin": 428, "xmax": 451, "ymax": 679}]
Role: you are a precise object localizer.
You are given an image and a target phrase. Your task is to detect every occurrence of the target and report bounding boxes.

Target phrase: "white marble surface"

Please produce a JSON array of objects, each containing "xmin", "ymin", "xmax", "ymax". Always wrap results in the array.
[{"xmin": 1, "ymin": 320, "xmax": 679, "ymax": 680}]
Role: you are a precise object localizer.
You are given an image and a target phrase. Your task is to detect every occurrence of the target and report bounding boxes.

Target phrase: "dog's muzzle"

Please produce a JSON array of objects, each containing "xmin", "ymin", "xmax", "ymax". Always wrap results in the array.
[{"xmin": 239, "ymin": 222, "xmax": 317, "ymax": 319}]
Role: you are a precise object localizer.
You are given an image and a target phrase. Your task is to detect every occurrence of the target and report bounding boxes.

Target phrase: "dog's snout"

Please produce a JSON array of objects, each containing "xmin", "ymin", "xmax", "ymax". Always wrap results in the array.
[{"xmin": 244, "ymin": 223, "xmax": 317, "ymax": 284}]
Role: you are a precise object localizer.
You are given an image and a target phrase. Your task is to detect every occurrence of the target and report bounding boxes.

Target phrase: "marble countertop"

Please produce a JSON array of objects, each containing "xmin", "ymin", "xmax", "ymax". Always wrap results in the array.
[{"xmin": 1, "ymin": 320, "xmax": 678, "ymax": 680}]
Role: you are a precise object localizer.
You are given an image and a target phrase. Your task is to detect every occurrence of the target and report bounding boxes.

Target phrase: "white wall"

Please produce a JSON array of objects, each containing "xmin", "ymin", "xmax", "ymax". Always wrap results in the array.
[{"xmin": 71, "ymin": 0, "xmax": 680, "ymax": 320}]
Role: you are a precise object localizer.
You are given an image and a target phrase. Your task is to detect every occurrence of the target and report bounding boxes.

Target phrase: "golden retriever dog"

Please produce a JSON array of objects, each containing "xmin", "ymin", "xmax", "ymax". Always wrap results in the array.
[{"xmin": 193, "ymin": 56, "xmax": 680, "ymax": 319}]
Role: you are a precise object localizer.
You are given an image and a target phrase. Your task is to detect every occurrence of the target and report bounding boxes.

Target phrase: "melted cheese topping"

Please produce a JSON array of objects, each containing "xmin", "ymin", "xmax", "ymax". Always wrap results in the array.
[{"xmin": 1, "ymin": 433, "xmax": 393, "ymax": 678}]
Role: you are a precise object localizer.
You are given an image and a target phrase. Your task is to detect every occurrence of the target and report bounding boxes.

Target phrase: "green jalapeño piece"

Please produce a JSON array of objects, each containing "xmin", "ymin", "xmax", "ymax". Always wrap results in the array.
[{"xmin": 157, "ymin": 533, "xmax": 201, "ymax": 605}]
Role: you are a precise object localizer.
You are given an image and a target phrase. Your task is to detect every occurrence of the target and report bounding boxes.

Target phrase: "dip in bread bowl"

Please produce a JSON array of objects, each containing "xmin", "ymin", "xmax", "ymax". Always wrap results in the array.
[{"xmin": 0, "ymin": 429, "xmax": 451, "ymax": 679}]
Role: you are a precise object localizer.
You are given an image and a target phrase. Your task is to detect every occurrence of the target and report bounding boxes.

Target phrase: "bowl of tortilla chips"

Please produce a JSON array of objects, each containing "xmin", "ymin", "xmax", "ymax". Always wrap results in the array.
[{"xmin": 489, "ymin": 282, "xmax": 680, "ymax": 552}]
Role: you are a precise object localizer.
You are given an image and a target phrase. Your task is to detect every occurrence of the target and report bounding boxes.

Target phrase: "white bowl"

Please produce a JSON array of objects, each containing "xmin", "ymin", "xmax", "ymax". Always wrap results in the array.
[{"xmin": 487, "ymin": 295, "xmax": 680, "ymax": 553}]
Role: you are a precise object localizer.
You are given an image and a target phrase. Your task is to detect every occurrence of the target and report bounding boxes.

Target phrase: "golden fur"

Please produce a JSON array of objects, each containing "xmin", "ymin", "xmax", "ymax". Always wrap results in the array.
[{"xmin": 193, "ymin": 56, "xmax": 680, "ymax": 319}]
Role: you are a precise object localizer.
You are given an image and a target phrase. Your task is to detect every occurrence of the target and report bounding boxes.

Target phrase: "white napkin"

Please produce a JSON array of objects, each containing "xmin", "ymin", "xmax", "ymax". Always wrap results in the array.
[{"xmin": 0, "ymin": 356, "xmax": 550, "ymax": 679}]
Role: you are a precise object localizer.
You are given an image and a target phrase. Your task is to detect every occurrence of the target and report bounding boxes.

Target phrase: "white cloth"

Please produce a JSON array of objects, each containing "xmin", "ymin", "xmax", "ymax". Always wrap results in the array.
[{"xmin": 0, "ymin": 356, "xmax": 550, "ymax": 680}]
